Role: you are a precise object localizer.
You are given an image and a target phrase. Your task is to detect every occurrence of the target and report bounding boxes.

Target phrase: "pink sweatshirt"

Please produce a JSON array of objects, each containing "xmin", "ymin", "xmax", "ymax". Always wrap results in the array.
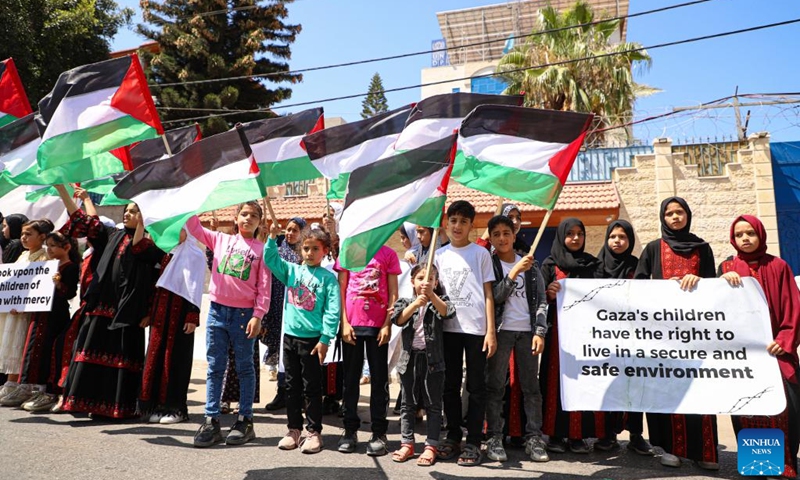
[{"xmin": 186, "ymin": 216, "xmax": 271, "ymax": 318}]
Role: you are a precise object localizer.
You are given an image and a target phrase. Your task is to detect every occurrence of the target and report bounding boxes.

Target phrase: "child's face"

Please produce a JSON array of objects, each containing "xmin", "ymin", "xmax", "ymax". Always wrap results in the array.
[
  {"xmin": 123, "ymin": 203, "xmax": 141, "ymax": 229},
  {"xmin": 564, "ymin": 225, "xmax": 585, "ymax": 252},
  {"xmin": 489, "ymin": 223, "xmax": 515, "ymax": 255},
  {"xmin": 399, "ymin": 232, "xmax": 412, "ymax": 250},
  {"xmin": 45, "ymin": 239, "xmax": 69, "ymax": 260},
  {"xmin": 733, "ymin": 220, "xmax": 760, "ymax": 253},
  {"xmin": 663, "ymin": 202, "xmax": 688, "ymax": 231},
  {"xmin": 237, "ymin": 205, "xmax": 260, "ymax": 237},
  {"xmin": 607, "ymin": 226, "xmax": 629, "ymax": 255},
  {"xmin": 412, "ymin": 268, "xmax": 437, "ymax": 293},
  {"xmin": 507, "ymin": 210, "xmax": 522, "ymax": 234},
  {"xmin": 285, "ymin": 222, "xmax": 302, "ymax": 245},
  {"xmin": 301, "ymin": 238, "xmax": 328, "ymax": 266},
  {"xmin": 415, "ymin": 227, "xmax": 432, "ymax": 248},
  {"xmin": 447, "ymin": 214, "xmax": 472, "ymax": 244},
  {"xmin": 2, "ymin": 220, "xmax": 8, "ymax": 240},
  {"xmin": 21, "ymin": 226, "xmax": 44, "ymax": 251}
]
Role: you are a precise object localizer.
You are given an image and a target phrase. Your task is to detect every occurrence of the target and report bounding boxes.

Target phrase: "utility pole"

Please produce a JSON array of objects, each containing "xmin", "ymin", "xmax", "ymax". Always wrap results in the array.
[{"xmin": 732, "ymin": 86, "xmax": 746, "ymax": 141}]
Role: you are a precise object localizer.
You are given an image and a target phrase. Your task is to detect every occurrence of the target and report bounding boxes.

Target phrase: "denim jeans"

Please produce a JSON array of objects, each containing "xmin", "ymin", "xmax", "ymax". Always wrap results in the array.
[
  {"xmin": 284, "ymin": 334, "xmax": 323, "ymax": 433},
  {"xmin": 486, "ymin": 330, "xmax": 543, "ymax": 438},
  {"xmin": 342, "ymin": 336, "xmax": 389, "ymax": 435},
  {"xmin": 205, "ymin": 302, "xmax": 256, "ymax": 418},
  {"xmin": 400, "ymin": 350, "xmax": 444, "ymax": 447},
  {"xmin": 442, "ymin": 332, "xmax": 487, "ymax": 446}
]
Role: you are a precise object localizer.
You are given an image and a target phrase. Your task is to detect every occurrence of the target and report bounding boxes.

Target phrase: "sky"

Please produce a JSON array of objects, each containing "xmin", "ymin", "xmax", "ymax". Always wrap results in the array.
[{"xmin": 110, "ymin": 0, "xmax": 800, "ymax": 143}]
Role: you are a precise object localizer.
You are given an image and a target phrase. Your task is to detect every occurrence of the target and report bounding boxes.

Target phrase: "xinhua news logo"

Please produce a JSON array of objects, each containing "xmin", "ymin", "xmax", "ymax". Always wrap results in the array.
[{"xmin": 738, "ymin": 428, "xmax": 784, "ymax": 476}]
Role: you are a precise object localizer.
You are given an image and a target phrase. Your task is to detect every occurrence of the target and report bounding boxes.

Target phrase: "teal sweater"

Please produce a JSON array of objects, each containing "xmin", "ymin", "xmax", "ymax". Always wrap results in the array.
[{"xmin": 263, "ymin": 237, "xmax": 340, "ymax": 345}]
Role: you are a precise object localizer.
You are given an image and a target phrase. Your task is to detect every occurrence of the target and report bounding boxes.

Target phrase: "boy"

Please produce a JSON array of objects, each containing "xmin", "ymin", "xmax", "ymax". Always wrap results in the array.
[
  {"xmin": 484, "ymin": 215, "xmax": 549, "ymax": 463},
  {"xmin": 434, "ymin": 200, "xmax": 496, "ymax": 466}
]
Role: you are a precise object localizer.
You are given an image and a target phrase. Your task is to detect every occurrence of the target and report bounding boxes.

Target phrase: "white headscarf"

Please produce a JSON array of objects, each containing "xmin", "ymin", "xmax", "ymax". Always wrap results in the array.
[
  {"xmin": 402, "ymin": 222, "xmax": 420, "ymax": 249},
  {"xmin": 155, "ymin": 228, "xmax": 206, "ymax": 308}
]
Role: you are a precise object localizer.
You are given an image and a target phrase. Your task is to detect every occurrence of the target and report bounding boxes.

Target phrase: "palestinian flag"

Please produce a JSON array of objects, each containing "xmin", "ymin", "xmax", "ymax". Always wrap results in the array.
[
  {"xmin": 36, "ymin": 54, "xmax": 163, "ymax": 181},
  {"xmin": 457, "ymin": 105, "xmax": 593, "ymax": 209},
  {"xmin": 338, "ymin": 133, "xmax": 457, "ymax": 271},
  {"xmin": 112, "ymin": 126, "xmax": 260, "ymax": 252},
  {"xmin": 303, "ymin": 104, "xmax": 413, "ymax": 199},
  {"xmin": 239, "ymin": 108, "xmax": 323, "ymax": 194},
  {"xmin": 0, "ymin": 185, "xmax": 68, "ymax": 228},
  {"xmin": 393, "ymin": 92, "xmax": 522, "ymax": 152},
  {"xmin": 0, "ymin": 59, "xmax": 33, "ymax": 128}
]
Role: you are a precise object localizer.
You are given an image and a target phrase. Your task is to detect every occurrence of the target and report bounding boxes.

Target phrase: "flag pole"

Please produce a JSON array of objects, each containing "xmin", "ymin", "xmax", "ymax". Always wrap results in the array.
[
  {"xmin": 527, "ymin": 209, "xmax": 553, "ymax": 257},
  {"xmin": 423, "ymin": 227, "xmax": 439, "ymax": 284},
  {"xmin": 161, "ymin": 135, "xmax": 173, "ymax": 156},
  {"xmin": 262, "ymin": 193, "xmax": 278, "ymax": 227},
  {"xmin": 325, "ymin": 177, "xmax": 331, "ymax": 218}
]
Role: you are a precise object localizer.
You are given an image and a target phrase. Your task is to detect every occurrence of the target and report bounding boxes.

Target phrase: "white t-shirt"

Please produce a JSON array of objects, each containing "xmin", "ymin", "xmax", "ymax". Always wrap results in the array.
[
  {"xmin": 499, "ymin": 256, "xmax": 531, "ymax": 332},
  {"xmin": 435, "ymin": 242, "xmax": 495, "ymax": 335},
  {"xmin": 412, "ymin": 306, "xmax": 426, "ymax": 350}
]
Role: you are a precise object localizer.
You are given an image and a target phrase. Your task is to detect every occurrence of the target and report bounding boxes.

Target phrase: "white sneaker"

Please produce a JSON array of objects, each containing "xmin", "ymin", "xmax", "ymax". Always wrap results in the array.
[
  {"xmin": 148, "ymin": 412, "xmax": 165, "ymax": 423},
  {"xmin": 661, "ymin": 453, "xmax": 681, "ymax": 467},
  {"xmin": 160, "ymin": 412, "xmax": 189, "ymax": 424}
]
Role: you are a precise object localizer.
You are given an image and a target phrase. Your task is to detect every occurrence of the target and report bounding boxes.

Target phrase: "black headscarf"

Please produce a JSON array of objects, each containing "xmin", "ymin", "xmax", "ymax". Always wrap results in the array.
[
  {"xmin": 550, "ymin": 218, "xmax": 600, "ymax": 271},
  {"xmin": 660, "ymin": 197, "xmax": 707, "ymax": 254},
  {"xmin": 2, "ymin": 213, "xmax": 29, "ymax": 263},
  {"xmin": 597, "ymin": 220, "xmax": 638, "ymax": 279}
]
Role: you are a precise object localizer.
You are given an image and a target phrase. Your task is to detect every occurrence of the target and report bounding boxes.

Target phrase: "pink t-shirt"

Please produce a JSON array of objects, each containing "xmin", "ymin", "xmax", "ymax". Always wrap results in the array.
[{"xmin": 334, "ymin": 246, "xmax": 401, "ymax": 332}]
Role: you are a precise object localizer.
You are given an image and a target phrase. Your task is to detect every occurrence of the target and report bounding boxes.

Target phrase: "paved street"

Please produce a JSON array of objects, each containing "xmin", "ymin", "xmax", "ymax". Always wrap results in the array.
[{"xmin": 0, "ymin": 359, "xmax": 745, "ymax": 480}]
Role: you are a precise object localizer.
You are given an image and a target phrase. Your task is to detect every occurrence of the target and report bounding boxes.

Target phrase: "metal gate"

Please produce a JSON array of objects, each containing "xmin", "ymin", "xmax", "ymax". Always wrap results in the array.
[{"xmin": 771, "ymin": 142, "xmax": 800, "ymax": 274}]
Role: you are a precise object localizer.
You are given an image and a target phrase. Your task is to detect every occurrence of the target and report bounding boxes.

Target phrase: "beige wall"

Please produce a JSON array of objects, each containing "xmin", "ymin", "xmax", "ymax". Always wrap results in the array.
[
  {"xmin": 420, "ymin": 60, "xmax": 498, "ymax": 99},
  {"xmin": 613, "ymin": 134, "xmax": 778, "ymax": 268}
]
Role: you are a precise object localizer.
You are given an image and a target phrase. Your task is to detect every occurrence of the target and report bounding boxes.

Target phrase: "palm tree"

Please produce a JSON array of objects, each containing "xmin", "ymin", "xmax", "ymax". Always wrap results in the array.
[{"xmin": 496, "ymin": 1, "xmax": 658, "ymax": 146}]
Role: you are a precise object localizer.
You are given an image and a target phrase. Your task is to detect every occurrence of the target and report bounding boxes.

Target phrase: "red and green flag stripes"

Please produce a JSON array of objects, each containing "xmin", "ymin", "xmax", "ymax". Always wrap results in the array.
[
  {"xmin": 456, "ymin": 105, "xmax": 593, "ymax": 209},
  {"xmin": 0, "ymin": 59, "xmax": 33, "ymax": 128},
  {"xmin": 35, "ymin": 54, "xmax": 163, "ymax": 182},
  {"xmin": 338, "ymin": 133, "xmax": 457, "ymax": 271}
]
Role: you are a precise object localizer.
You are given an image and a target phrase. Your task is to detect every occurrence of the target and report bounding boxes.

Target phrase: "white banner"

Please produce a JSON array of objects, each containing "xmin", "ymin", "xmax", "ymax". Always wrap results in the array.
[
  {"xmin": 556, "ymin": 278, "xmax": 785, "ymax": 416},
  {"xmin": 0, "ymin": 260, "xmax": 59, "ymax": 313}
]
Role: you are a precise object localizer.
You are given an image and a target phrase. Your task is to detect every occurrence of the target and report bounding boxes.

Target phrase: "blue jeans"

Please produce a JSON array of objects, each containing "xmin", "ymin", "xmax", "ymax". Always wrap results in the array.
[{"xmin": 205, "ymin": 302, "xmax": 256, "ymax": 418}]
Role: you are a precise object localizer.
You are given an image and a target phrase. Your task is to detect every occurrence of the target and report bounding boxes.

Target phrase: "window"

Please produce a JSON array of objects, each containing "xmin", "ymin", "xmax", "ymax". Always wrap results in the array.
[
  {"xmin": 470, "ymin": 76, "xmax": 508, "ymax": 95},
  {"xmin": 284, "ymin": 180, "xmax": 309, "ymax": 197}
]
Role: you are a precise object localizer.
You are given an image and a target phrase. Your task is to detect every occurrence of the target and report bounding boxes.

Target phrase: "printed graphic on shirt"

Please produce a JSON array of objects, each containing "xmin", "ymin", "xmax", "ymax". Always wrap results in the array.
[
  {"xmin": 217, "ymin": 246, "xmax": 258, "ymax": 281},
  {"xmin": 288, "ymin": 284, "xmax": 316, "ymax": 311},
  {"xmin": 510, "ymin": 275, "xmax": 526, "ymax": 299},
  {"xmin": 355, "ymin": 264, "xmax": 382, "ymax": 297},
  {"xmin": 442, "ymin": 267, "xmax": 473, "ymax": 308}
]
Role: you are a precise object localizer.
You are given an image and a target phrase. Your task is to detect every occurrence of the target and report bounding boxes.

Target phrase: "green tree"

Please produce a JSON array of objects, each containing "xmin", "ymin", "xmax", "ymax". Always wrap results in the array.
[
  {"xmin": 0, "ymin": 0, "xmax": 132, "ymax": 103},
  {"xmin": 360, "ymin": 72, "xmax": 389, "ymax": 119},
  {"xmin": 496, "ymin": 1, "xmax": 658, "ymax": 146},
  {"xmin": 138, "ymin": 0, "xmax": 302, "ymax": 135}
]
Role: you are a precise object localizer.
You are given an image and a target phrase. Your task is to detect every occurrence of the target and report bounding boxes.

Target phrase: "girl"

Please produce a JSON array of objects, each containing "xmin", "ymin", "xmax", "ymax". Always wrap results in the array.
[
  {"xmin": 595, "ymin": 220, "xmax": 654, "ymax": 455},
  {"xmin": 0, "ymin": 219, "xmax": 53, "ymax": 404},
  {"xmin": 720, "ymin": 215, "xmax": 800, "ymax": 478},
  {"xmin": 1, "ymin": 213, "xmax": 29, "ymax": 263},
  {"xmin": 635, "ymin": 197, "xmax": 719, "ymax": 469},
  {"xmin": 539, "ymin": 218, "xmax": 604, "ymax": 454},
  {"xmin": 55, "ymin": 186, "xmax": 165, "ymax": 420},
  {"xmin": 263, "ymin": 217, "xmax": 306, "ymax": 411},
  {"xmin": 391, "ymin": 264, "xmax": 454, "ymax": 467},
  {"xmin": 188, "ymin": 201, "xmax": 271, "ymax": 448},
  {"xmin": 264, "ymin": 222, "xmax": 340, "ymax": 454},
  {"xmin": 13, "ymin": 232, "xmax": 80, "ymax": 412},
  {"xmin": 138, "ymin": 227, "xmax": 204, "ymax": 424}
]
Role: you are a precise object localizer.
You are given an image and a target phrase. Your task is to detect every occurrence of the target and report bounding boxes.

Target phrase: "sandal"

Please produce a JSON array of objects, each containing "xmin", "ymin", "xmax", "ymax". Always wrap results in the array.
[
  {"xmin": 417, "ymin": 445, "xmax": 437, "ymax": 467},
  {"xmin": 457, "ymin": 443, "xmax": 482, "ymax": 467},
  {"xmin": 436, "ymin": 438, "xmax": 460, "ymax": 460},
  {"xmin": 391, "ymin": 443, "xmax": 415, "ymax": 463}
]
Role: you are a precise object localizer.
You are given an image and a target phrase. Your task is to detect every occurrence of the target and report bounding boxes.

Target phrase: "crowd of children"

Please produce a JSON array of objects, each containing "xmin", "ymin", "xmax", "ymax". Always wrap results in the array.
[{"xmin": 0, "ymin": 190, "xmax": 798, "ymax": 476}]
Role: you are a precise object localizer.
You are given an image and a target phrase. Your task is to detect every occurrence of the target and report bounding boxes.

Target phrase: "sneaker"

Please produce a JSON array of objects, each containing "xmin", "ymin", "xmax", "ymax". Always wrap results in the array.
[
  {"xmin": 594, "ymin": 436, "xmax": 620, "ymax": 451},
  {"xmin": 0, "ymin": 383, "xmax": 18, "ymax": 401},
  {"xmin": 365, "ymin": 434, "xmax": 388, "ymax": 456},
  {"xmin": 525, "ymin": 436, "xmax": 550, "ymax": 463},
  {"xmin": 50, "ymin": 396, "xmax": 65, "ymax": 413},
  {"xmin": 267, "ymin": 369, "xmax": 278, "ymax": 382},
  {"xmin": 160, "ymin": 411, "xmax": 189, "ymax": 424},
  {"xmin": 569, "ymin": 439, "xmax": 591, "ymax": 454},
  {"xmin": 627, "ymin": 434, "xmax": 655, "ymax": 456},
  {"xmin": 546, "ymin": 438, "xmax": 567, "ymax": 453},
  {"xmin": 337, "ymin": 430, "xmax": 358, "ymax": 453},
  {"xmin": 299, "ymin": 430, "xmax": 323, "ymax": 454},
  {"xmin": 697, "ymin": 461, "xmax": 720, "ymax": 470},
  {"xmin": 265, "ymin": 387, "xmax": 285, "ymax": 411},
  {"xmin": 193, "ymin": 417, "xmax": 223, "ymax": 448},
  {"xmin": 278, "ymin": 429, "xmax": 302, "ymax": 450},
  {"xmin": 148, "ymin": 412, "xmax": 165, "ymax": 423},
  {"xmin": 22, "ymin": 392, "xmax": 57, "ymax": 412},
  {"xmin": 660, "ymin": 453, "xmax": 681, "ymax": 467},
  {"xmin": 226, "ymin": 416, "xmax": 256, "ymax": 445},
  {"xmin": 0, "ymin": 385, "xmax": 36, "ymax": 407},
  {"xmin": 18, "ymin": 391, "xmax": 43, "ymax": 409},
  {"xmin": 485, "ymin": 436, "xmax": 508, "ymax": 462}
]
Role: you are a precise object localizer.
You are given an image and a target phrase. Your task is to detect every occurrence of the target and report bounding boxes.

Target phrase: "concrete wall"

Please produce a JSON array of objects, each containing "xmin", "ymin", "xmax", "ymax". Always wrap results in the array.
[
  {"xmin": 420, "ymin": 60, "xmax": 497, "ymax": 99},
  {"xmin": 613, "ymin": 134, "xmax": 778, "ymax": 268}
]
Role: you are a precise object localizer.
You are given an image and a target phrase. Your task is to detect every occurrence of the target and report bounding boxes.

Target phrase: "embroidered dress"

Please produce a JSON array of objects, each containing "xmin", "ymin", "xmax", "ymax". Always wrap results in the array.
[
  {"xmin": 60, "ymin": 210, "xmax": 164, "ymax": 418},
  {"xmin": 0, "ymin": 248, "xmax": 48, "ymax": 374}
]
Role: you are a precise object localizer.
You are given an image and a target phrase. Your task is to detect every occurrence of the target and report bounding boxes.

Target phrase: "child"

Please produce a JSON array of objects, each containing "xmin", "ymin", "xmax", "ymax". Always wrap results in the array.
[
  {"xmin": 187, "ymin": 201, "xmax": 271, "ymax": 447},
  {"xmin": 335, "ymin": 242, "xmax": 400, "ymax": 456},
  {"xmin": 391, "ymin": 264, "xmax": 454, "ymax": 467},
  {"xmin": 484, "ymin": 215, "xmax": 549, "ymax": 463},
  {"xmin": 434, "ymin": 200, "xmax": 496, "ymax": 466},
  {"xmin": 13, "ymin": 232, "xmax": 80, "ymax": 412},
  {"xmin": 719, "ymin": 215, "xmax": 800, "ymax": 477},
  {"xmin": 539, "ymin": 218, "xmax": 604, "ymax": 454},
  {"xmin": 595, "ymin": 220, "xmax": 655, "ymax": 455},
  {"xmin": 635, "ymin": 197, "xmax": 719, "ymax": 469},
  {"xmin": 1, "ymin": 213, "xmax": 29, "ymax": 263},
  {"xmin": 264, "ymin": 221, "xmax": 340, "ymax": 454},
  {"xmin": 0, "ymin": 219, "xmax": 54, "ymax": 405}
]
